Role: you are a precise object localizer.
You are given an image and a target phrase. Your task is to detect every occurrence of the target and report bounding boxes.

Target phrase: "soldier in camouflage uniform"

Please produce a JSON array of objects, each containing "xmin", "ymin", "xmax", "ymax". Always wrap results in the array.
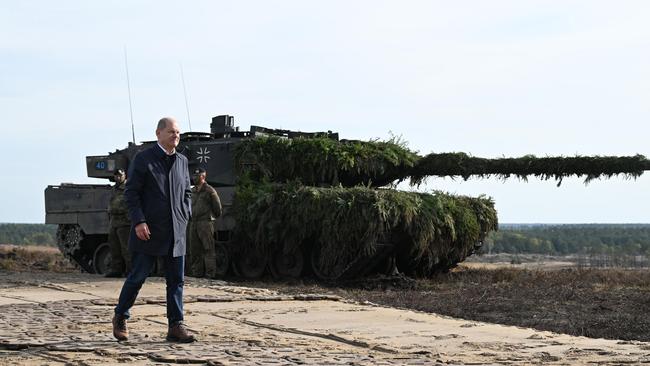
[
  {"xmin": 105, "ymin": 169, "xmax": 132, "ymax": 277},
  {"xmin": 188, "ymin": 167, "xmax": 222, "ymax": 278}
]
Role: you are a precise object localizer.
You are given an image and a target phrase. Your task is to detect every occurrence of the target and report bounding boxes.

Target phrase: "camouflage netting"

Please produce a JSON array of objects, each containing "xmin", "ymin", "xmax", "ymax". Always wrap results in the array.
[
  {"xmin": 231, "ymin": 136, "xmax": 647, "ymax": 277},
  {"xmin": 234, "ymin": 136, "xmax": 418, "ymax": 186},
  {"xmin": 235, "ymin": 137, "xmax": 650, "ymax": 187},
  {"xmin": 232, "ymin": 182, "xmax": 498, "ymax": 277},
  {"xmin": 410, "ymin": 153, "xmax": 650, "ymax": 186}
]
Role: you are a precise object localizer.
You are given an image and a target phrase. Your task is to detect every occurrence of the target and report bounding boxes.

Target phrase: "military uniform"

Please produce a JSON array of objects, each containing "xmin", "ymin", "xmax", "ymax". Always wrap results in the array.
[
  {"xmin": 108, "ymin": 179, "xmax": 132, "ymax": 275},
  {"xmin": 188, "ymin": 182, "xmax": 222, "ymax": 277}
]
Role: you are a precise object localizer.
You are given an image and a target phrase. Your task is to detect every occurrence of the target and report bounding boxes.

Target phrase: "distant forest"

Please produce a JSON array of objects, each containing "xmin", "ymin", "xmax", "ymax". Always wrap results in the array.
[
  {"xmin": 0, "ymin": 224, "xmax": 57, "ymax": 246},
  {"xmin": 484, "ymin": 224, "xmax": 650, "ymax": 256},
  {"xmin": 2, "ymin": 223, "xmax": 650, "ymax": 256}
]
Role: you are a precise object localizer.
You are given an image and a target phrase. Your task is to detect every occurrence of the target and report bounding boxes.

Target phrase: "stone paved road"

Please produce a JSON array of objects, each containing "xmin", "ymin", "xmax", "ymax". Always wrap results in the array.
[{"xmin": 1, "ymin": 271, "xmax": 649, "ymax": 365}]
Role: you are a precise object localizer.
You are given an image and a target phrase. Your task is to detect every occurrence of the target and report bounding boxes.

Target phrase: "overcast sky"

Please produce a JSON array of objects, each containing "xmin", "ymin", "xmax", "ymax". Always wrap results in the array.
[{"xmin": 2, "ymin": 1, "xmax": 649, "ymax": 223}]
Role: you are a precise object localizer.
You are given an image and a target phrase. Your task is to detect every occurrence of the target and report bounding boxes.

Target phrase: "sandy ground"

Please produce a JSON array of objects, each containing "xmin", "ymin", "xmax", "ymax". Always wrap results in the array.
[{"xmin": 1, "ymin": 271, "xmax": 649, "ymax": 365}]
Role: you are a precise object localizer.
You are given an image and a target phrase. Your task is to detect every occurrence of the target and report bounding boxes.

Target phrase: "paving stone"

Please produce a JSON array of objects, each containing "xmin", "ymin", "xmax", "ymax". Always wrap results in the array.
[{"xmin": 0, "ymin": 278, "xmax": 440, "ymax": 365}]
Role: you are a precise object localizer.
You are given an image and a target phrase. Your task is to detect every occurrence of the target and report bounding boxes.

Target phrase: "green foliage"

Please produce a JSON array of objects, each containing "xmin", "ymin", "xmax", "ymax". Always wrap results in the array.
[
  {"xmin": 230, "ymin": 135, "xmax": 648, "ymax": 275},
  {"xmin": 235, "ymin": 137, "xmax": 649, "ymax": 187},
  {"xmin": 484, "ymin": 224, "xmax": 650, "ymax": 255},
  {"xmin": 232, "ymin": 182, "xmax": 498, "ymax": 275},
  {"xmin": 410, "ymin": 153, "xmax": 649, "ymax": 186},
  {"xmin": 0, "ymin": 224, "xmax": 57, "ymax": 246},
  {"xmin": 234, "ymin": 136, "xmax": 419, "ymax": 187}
]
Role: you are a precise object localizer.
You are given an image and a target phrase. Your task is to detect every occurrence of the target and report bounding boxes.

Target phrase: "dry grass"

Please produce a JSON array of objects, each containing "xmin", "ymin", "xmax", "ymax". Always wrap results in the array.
[
  {"xmin": 351, "ymin": 267, "xmax": 650, "ymax": 341},
  {"xmin": 0, "ymin": 244, "xmax": 76, "ymax": 272},
  {"xmin": 242, "ymin": 266, "xmax": 650, "ymax": 342}
]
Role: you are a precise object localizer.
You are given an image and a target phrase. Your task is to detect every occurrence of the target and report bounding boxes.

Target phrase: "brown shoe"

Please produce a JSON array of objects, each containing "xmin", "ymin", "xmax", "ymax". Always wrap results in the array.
[
  {"xmin": 166, "ymin": 322, "xmax": 196, "ymax": 343},
  {"xmin": 112, "ymin": 314, "xmax": 128, "ymax": 341}
]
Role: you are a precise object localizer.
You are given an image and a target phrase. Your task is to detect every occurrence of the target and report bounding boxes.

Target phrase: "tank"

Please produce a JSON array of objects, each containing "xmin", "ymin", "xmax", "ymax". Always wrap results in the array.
[
  {"xmin": 47, "ymin": 115, "xmax": 261, "ymax": 275},
  {"xmin": 44, "ymin": 115, "xmax": 649, "ymax": 279}
]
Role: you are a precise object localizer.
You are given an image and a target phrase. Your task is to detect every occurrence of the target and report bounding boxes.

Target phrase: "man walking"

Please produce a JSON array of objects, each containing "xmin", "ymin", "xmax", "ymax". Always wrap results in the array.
[
  {"xmin": 188, "ymin": 167, "xmax": 222, "ymax": 278},
  {"xmin": 112, "ymin": 117, "xmax": 195, "ymax": 343},
  {"xmin": 105, "ymin": 169, "xmax": 131, "ymax": 277}
]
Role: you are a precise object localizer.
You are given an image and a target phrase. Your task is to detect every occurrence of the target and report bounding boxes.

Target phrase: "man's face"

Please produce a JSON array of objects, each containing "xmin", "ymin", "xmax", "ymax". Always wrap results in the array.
[
  {"xmin": 193, "ymin": 173, "xmax": 206, "ymax": 185},
  {"xmin": 156, "ymin": 119, "xmax": 181, "ymax": 151},
  {"xmin": 114, "ymin": 174, "xmax": 125, "ymax": 184}
]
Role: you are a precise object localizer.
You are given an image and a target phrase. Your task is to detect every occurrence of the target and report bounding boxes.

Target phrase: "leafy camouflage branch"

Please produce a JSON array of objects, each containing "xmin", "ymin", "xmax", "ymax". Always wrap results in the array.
[
  {"xmin": 235, "ymin": 137, "xmax": 649, "ymax": 187},
  {"xmin": 232, "ymin": 181, "xmax": 497, "ymax": 277},
  {"xmin": 410, "ymin": 153, "xmax": 650, "ymax": 186}
]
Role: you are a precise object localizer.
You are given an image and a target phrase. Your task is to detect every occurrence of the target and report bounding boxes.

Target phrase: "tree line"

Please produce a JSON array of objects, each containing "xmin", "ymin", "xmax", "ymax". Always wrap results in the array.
[
  {"xmin": 2, "ymin": 223, "xmax": 650, "ymax": 256},
  {"xmin": 0, "ymin": 223, "xmax": 57, "ymax": 246},
  {"xmin": 483, "ymin": 224, "xmax": 650, "ymax": 256}
]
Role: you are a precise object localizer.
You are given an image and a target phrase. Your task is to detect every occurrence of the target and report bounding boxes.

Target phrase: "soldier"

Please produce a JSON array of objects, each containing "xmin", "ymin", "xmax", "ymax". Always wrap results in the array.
[
  {"xmin": 188, "ymin": 167, "xmax": 222, "ymax": 278},
  {"xmin": 106, "ymin": 169, "xmax": 132, "ymax": 277}
]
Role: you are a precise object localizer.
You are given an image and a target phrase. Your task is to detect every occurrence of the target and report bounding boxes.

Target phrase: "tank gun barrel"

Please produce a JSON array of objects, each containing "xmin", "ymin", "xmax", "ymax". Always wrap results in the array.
[
  {"xmin": 235, "ymin": 135, "xmax": 649, "ymax": 187},
  {"xmin": 409, "ymin": 153, "xmax": 650, "ymax": 186}
]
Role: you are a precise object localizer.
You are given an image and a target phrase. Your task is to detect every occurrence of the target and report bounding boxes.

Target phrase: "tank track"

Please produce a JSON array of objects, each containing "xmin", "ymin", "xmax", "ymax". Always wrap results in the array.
[{"xmin": 55, "ymin": 224, "xmax": 85, "ymax": 272}]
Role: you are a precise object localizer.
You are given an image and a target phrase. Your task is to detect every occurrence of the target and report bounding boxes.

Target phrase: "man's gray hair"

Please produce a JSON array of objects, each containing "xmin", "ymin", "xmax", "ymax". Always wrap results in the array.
[{"xmin": 157, "ymin": 117, "xmax": 176, "ymax": 131}]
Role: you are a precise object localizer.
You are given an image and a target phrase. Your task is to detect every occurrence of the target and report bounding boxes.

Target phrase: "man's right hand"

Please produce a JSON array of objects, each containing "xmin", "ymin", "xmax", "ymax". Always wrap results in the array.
[{"xmin": 135, "ymin": 222, "xmax": 151, "ymax": 241}]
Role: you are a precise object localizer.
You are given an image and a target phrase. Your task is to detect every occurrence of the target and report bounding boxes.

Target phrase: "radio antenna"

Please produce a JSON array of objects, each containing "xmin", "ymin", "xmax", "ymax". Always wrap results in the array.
[
  {"xmin": 179, "ymin": 62, "xmax": 193, "ymax": 131},
  {"xmin": 124, "ymin": 46, "xmax": 136, "ymax": 144}
]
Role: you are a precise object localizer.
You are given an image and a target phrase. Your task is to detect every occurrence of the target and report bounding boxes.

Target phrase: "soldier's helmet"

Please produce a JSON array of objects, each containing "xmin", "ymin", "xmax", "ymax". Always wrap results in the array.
[
  {"xmin": 114, "ymin": 169, "xmax": 125, "ymax": 176},
  {"xmin": 193, "ymin": 167, "xmax": 206, "ymax": 175}
]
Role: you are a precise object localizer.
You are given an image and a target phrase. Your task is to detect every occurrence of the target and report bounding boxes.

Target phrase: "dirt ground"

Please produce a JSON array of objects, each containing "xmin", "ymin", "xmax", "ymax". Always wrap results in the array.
[
  {"xmin": 2, "ymin": 246, "xmax": 650, "ymax": 364},
  {"xmin": 1, "ymin": 269, "xmax": 650, "ymax": 365},
  {"xmin": 0, "ymin": 244, "xmax": 75, "ymax": 272},
  {"xmin": 250, "ymin": 265, "xmax": 650, "ymax": 342}
]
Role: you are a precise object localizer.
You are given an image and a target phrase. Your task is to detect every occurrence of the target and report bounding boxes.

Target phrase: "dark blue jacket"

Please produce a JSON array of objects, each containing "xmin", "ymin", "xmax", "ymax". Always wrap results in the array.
[{"xmin": 125, "ymin": 144, "xmax": 192, "ymax": 257}]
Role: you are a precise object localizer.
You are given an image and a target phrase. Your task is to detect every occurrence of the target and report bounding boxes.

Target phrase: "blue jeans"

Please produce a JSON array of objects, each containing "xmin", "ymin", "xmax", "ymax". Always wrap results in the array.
[{"xmin": 114, "ymin": 251, "xmax": 185, "ymax": 326}]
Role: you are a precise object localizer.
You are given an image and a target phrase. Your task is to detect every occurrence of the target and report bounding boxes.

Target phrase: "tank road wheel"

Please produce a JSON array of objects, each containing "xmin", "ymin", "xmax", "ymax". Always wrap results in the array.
[
  {"xmin": 92, "ymin": 242, "xmax": 111, "ymax": 275},
  {"xmin": 233, "ymin": 251, "xmax": 267, "ymax": 279},
  {"xmin": 269, "ymin": 248, "xmax": 304, "ymax": 279},
  {"xmin": 310, "ymin": 244, "xmax": 349, "ymax": 281},
  {"xmin": 213, "ymin": 242, "xmax": 230, "ymax": 278}
]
